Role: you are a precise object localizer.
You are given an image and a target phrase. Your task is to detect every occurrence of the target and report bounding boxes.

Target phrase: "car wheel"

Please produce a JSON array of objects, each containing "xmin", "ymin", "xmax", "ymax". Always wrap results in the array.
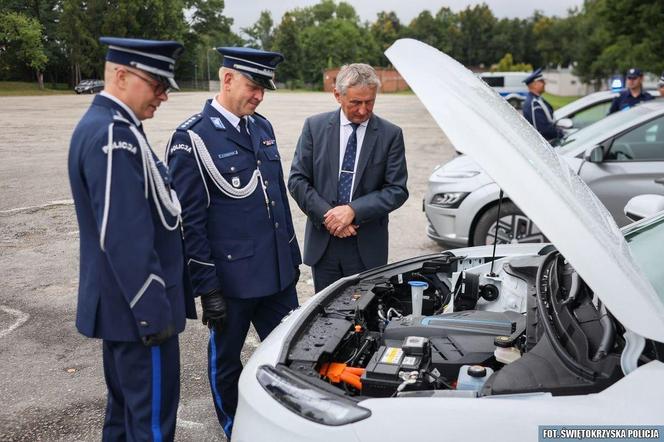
[{"xmin": 472, "ymin": 202, "xmax": 547, "ymax": 245}]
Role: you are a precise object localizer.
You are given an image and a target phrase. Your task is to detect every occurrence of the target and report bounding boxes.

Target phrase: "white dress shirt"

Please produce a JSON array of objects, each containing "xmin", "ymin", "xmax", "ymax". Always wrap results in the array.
[
  {"xmin": 100, "ymin": 91, "xmax": 141, "ymax": 127},
  {"xmin": 338, "ymin": 112, "xmax": 368, "ymax": 202},
  {"xmin": 211, "ymin": 96, "xmax": 251, "ymax": 133}
]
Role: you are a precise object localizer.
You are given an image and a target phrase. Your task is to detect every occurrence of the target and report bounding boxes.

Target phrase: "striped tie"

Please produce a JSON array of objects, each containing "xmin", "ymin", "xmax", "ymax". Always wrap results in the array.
[{"xmin": 337, "ymin": 123, "xmax": 359, "ymax": 204}]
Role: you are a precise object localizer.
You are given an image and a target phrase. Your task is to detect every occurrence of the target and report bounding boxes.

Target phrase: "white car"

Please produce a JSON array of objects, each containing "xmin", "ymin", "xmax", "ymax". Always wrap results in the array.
[{"xmin": 233, "ymin": 40, "xmax": 664, "ymax": 442}]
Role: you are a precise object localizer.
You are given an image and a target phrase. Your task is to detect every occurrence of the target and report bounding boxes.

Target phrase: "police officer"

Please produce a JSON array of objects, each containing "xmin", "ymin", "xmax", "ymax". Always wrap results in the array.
[
  {"xmin": 522, "ymin": 68, "xmax": 562, "ymax": 142},
  {"xmin": 166, "ymin": 47, "xmax": 301, "ymax": 438},
  {"xmin": 657, "ymin": 71, "xmax": 664, "ymax": 98},
  {"xmin": 68, "ymin": 37, "xmax": 195, "ymax": 441},
  {"xmin": 608, "ymin": 68, "xmax": 654, "ymax": 114}
]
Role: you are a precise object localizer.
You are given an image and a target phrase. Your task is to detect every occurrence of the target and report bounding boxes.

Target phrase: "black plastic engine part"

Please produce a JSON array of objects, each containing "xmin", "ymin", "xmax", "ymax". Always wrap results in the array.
[
  {"xmin": 361, "ymin": 344, "xmax": 430, "ymax": 397},
  {"xmin": 326, "ymin": 284, "xmax": 376, "ymax": 313},
  {"xmin": 288, "ymin": 317, "xmax": 353, "ymax": 362},
  {"xmin": 454, "ymin": 271, "xmax": 480, "ymax": 310}
]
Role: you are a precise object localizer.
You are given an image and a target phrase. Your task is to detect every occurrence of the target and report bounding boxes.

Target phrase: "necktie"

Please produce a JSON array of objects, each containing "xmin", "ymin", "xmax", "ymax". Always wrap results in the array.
[
  {"xmin": 239, "ymin": 117, "xmax": 249, "ymax": 136},
  {"xmin": 337, "ymin": 123, "xmax": 359, "ymax": 204}
]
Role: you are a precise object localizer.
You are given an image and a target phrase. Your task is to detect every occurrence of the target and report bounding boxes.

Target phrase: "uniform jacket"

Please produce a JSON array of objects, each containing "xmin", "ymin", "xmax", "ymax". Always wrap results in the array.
[
  {"xmin": 68, "ymin": 94, "xmax": 196, "ymax": 342},
  {"xmin": 288, "ymin": 109, "xmax": 408, "ymax": 270},
  {"xmin": 608, "ymin": 89, "xmax": 654, "ymax": 114},
  {"xmin": 522, "ymin": 92, "xmax": 562, "ymax": 142},
  {"xmin": 167, "ymin": 100, "xmax": 301, "ymax": 299}
]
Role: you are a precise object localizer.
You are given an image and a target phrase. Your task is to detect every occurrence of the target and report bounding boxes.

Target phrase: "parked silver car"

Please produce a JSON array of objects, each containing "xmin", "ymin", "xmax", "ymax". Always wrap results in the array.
[
  {"xmin": 425, "ymin": 100, "xmax": 664, "ymax": 247},
  {"xmin": 554, "ymin": 89, "xmax": 660, "ymax": 135}
]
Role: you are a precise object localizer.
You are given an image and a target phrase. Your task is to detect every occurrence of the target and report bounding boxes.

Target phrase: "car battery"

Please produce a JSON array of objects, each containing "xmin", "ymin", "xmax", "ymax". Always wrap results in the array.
[{"xmin": 361, "ymin": 338, "xmax": 430, "ymax": 397}]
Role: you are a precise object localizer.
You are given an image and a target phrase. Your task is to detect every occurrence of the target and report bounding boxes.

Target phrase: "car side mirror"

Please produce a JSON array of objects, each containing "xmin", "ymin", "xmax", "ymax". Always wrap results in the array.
[
  {"xmin": 584, "ymin": 145, "xmax": 604, "ymax": 163},
  {"xmin": 624, "ymin": 194, "xmax": 664, "ymax": 222},
  {"xmin": 556, "ymin": 118, "xmax": 573, "ymax": 130}
]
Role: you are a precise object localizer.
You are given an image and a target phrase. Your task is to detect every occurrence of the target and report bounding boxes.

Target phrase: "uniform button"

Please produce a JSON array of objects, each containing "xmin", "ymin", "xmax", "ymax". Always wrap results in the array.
[
  {"xmin": 257, "ymin": 160, "xmax": 262, "ymax": 166},
  {"xmin": 230, "ymin": 166, "xmax": 236, "ymax": 172},
  {"xmin": 227, "ymin": 254, "xmax": 232, "ymax": 260},
  {"xmin": 275, "ymin": 222, "xmax": 279, "ymax": 228},
  {"xmin": 139, "ymin": 321, "xmax": 149, "ymax": 327},
  {"xmin": 271, "ymin": 201, "xmax": 276, "ymax": 207},
  {"xmin": 264, "ymin": 180, "xmax": 269, "ymax": 186}
]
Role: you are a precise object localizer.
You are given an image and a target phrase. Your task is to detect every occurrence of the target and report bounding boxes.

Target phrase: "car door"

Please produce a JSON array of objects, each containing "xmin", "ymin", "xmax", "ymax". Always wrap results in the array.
[{"xmin": 578, "ymin": 115, "xmax": 664, "ymax": 226}]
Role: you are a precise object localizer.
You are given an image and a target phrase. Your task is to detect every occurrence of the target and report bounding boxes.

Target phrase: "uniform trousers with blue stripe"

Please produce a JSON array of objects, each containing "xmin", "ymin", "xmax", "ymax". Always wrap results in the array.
[
  {"xmin": 207, "ymin": 285, "xmax": 298, "ymax": 438},
  {"xmin": 102, "ymin": 336, "xmax": 180, "ymax": 442}
]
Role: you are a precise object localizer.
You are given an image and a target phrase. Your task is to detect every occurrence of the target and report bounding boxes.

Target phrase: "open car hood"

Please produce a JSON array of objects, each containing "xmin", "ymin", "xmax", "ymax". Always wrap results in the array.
[{"xmin": 386, "ymin": 39, "xmax": 664, "ymax": 341}]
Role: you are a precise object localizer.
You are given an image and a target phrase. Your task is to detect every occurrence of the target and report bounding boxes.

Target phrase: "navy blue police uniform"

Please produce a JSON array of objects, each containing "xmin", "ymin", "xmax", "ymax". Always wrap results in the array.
[
  {"xmin": 608, "ymin": 68, "xmax": 654, "ymax": 114},
  {"xmin": 166, "ymin": 47, "xmax": 301, "ymax": 438},
  {"xmin": 68, "ymin": 37, "xmax": 195, "ymax": 442},
  {"xmin": 522, "ymin": 68, "xmax": 562, "ymax": 142}
]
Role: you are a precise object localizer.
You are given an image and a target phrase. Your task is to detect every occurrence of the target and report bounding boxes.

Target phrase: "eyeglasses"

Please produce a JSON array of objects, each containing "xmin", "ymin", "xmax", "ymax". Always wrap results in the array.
[{"xmin": 123, "ymin": 68, "xmax": 170, "ymax": 96}]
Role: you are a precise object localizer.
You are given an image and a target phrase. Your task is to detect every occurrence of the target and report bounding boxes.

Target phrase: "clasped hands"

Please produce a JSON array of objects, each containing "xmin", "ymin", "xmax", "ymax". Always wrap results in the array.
[{"xmin": 324, "ymin": 205, "xmax": 359, "ymax": 238}]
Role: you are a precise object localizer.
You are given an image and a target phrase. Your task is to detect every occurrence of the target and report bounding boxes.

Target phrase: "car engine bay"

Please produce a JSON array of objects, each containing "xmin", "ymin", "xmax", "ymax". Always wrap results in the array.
[{"xmin": 281, "ymin": 251, "xmax": 664, "ymax": 399}]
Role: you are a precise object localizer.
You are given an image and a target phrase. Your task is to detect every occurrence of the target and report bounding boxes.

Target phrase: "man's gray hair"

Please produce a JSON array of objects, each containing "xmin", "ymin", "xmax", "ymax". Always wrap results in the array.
[{"xmin": 335, "ymin": 63, "xmax": 381, "ymax": 95}]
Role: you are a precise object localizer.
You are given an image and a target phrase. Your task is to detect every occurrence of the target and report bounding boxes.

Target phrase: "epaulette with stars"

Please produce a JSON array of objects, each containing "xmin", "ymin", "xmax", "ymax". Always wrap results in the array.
[{"xmin": 177, "ymin": 113, "xmax": 203, "ymax": 131}]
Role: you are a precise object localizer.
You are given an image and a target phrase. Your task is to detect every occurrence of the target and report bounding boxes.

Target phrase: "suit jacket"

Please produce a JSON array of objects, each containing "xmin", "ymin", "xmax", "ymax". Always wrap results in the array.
[
  {"xmin": 68, "ymin": 94, "xmax": 196, "ymax": 342},
  {"xmin": 167, "ymin": 100, "xmax": 301, "ymax": 299},
  {"xmin": 288, "ymin": 109, "xmax": 408, "ymax": 269}
]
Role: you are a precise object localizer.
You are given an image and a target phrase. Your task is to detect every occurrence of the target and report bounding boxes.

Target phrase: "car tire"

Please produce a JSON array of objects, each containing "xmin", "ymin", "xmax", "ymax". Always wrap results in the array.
[
  {"xmin": 472, "ymin": 202, "xmax": 547, "ymax": 246},
  {"xmin": 508, "ymin": 98, "xmax": 522, "ymax": 110}
]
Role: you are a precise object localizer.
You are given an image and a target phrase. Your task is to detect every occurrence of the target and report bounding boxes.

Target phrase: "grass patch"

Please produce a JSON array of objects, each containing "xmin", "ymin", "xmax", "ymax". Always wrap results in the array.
[
  {"xmin": 543, "ymin": 92, "xmax": 580, "ymax": 110},
  {"xmin": 0, "ymin": 81, "xmax": 73, "ymax": 96}
]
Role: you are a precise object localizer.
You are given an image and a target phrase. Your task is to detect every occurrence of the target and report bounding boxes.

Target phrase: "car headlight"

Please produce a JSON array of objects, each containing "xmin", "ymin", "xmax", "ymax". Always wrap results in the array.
[
  {"xmin": 434, "ymin": 170, "xmax": 480, "ymax": 179},
  {"xmin": 429, "ymin": 192, "xmax": 469, "ymax": 208},
  {"xmin": 256, "ymin": 364, "xmax": 371, "ymax": 426}
]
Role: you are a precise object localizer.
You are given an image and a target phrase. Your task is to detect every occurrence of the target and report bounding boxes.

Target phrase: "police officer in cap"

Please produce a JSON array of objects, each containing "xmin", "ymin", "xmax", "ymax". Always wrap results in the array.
[
  {"xmin": 68, "ymin": 37, "xmax": 196, "ymax": 441},
  {"xmin": 166, "ymin": 47, "xmax": 301, "ymax": 437},
  {"xmin": 522, "ymin": 67, "xmax": 563, "ymax": 142},
  {"xmin": 608, "ymin": 67, "xmax": 654, "ymax": 114}
]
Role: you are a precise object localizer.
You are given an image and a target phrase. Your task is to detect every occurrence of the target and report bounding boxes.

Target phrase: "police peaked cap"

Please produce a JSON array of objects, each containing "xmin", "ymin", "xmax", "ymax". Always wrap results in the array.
[
  {"xmin": 523, "ymin": 67, "xmax": 544, "ymax": 85},
  {"xmin": 217, "ymin": 47, "xmax": 285, "ymax": 90},
  {"xmin": 100, "ymin": 37, "xmax": 184, "ymax": 90}
]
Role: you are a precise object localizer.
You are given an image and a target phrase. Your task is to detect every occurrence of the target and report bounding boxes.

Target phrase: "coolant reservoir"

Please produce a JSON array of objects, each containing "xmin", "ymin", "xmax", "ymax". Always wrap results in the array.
[
  {"xmin": 493, "ymin": 335, "xmax": 521, "ymax": 364},
  {"xmin": 456, "ymin": 365, "xmax": 494, "ymax": 392}
]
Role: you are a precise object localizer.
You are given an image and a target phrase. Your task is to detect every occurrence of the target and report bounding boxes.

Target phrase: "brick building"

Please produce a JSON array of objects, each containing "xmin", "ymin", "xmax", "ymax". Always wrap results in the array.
[{"xmin": 323, "ymin": 67, "xmax": 409, "ymax": 93}]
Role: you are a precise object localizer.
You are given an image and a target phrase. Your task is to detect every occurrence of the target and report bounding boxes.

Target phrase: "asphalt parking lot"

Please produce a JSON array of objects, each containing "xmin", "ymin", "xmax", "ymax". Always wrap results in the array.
[{"xmin": 0, "ymin": 91, "xmax": 455, "ymax": 441}]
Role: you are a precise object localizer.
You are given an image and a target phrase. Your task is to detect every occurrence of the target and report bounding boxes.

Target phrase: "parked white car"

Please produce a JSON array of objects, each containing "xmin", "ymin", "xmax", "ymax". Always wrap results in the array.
[{"xmin": 232, "ymin": 40, "xmax": 664, "ymax": 442}]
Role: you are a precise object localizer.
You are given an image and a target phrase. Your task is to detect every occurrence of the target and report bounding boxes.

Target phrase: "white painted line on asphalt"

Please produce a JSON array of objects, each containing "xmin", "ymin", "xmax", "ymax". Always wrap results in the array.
[
  {"xmin": 0, "ymin": 199, "xmax": 74, "ymax": 215},
  {"xmin": 176, "ymin": 405, "xmax": 204, "ymax": 429},
  {"xmin": 0, "ymin": 306, "xmax": 30, "ymax": 338}
]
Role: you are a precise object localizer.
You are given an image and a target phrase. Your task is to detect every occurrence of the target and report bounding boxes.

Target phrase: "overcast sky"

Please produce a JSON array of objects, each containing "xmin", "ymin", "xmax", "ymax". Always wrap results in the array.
[{"xmin": 224, "ymin": 0, "xmax": 584, "ymax": 33}]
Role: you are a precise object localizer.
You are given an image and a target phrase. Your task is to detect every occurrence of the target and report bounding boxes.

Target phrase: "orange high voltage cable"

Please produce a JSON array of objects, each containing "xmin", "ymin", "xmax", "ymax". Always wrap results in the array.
[{"xmin": 319, "ymin": 362, "xmax": 365, "ymax": 390}]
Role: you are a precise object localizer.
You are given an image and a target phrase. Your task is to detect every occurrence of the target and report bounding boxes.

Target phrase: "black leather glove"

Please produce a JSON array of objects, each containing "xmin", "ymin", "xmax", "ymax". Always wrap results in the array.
[
  {"xmin": 201, "ymin": 288, "xmax": 227, "ymax": 332},
  {"xmin": 141, "ymin": 324, "xmax": 174, "ymax": 347}
]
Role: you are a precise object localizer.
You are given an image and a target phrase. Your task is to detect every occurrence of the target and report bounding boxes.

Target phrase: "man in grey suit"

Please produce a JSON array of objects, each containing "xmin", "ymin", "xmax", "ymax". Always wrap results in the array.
[{"xmin": 288, "ymin": 63, "xmax": 408, "ymax": 292}]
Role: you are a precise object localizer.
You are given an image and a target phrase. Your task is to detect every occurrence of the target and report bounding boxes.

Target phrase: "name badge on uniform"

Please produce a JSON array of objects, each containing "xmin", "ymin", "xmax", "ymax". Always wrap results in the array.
[
  {"xmin": 218, "ymin": 150, "xmax": 238, "ymax": 159},
  {"xmin": 231, "ymin": 176, "xmax": 241, "ymax": 188},
  {"xmin": 261, "ymin": 138, "xmax": 276, "ymax": 147},
  {"xmin": 210, "ymin": 117, "xmax": 226, "ymax": 130}
]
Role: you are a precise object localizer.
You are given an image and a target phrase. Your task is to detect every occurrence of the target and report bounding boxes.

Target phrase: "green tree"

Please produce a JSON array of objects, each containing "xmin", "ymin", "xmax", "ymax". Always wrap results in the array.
[
  {"xmin": 242, "ymin": 10, "xmax": 274, "ymax": 50},
  {"xmin": 494, "ymin": 53, "xmax": 532, "ymax": 72},
  {"xmin": 58, "ymin": 0, "xmax": 97, "ymax": 85},
  {"xmin": 456, "ymin": 4, "xmax": 496, "ymax": 66},
  {"xmin": 0, "ymin": 11, "xmax": 47, "ymax": 87},
  {"xmin": 271, "ymin": 12, "xmax": 303, "ymax": 85},
  {"xmin": 370, "ymin": 11, "xmax": 401, "ymax": 65},
  {"xmin": 402, "ymin": 10, "xmax": 440, "ymax": 48}
]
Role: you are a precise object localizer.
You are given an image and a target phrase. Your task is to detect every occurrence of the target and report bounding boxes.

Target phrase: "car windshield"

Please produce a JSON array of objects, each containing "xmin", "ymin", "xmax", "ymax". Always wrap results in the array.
[
  {"xmin": 624, "ymin": 212, "xmax": 664, "ymax": 303},
  {"xmin": 556, "ymin": 105, "xmax": 653, "ymax": 154}
]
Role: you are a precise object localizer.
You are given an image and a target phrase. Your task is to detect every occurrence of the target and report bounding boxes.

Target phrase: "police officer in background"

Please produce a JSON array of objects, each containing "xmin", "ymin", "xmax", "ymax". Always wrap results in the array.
[
  {"xmin": 608, "ymin": 67, "xmax": 654, "ymax": 114},
  {"xmin": 657, "ymin": 71, "xmax": 664, "ymax": 97},
  {"xmin": 167, "ymin": 47, "xmax": 301, "ymax": 438},
  {"xmin": 522, "ymin": 67, "xmax": 563, "ymax": 142},
  {"xmin": 68, "ymin": 37, "xmax": 196, "ymax": 441}
]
